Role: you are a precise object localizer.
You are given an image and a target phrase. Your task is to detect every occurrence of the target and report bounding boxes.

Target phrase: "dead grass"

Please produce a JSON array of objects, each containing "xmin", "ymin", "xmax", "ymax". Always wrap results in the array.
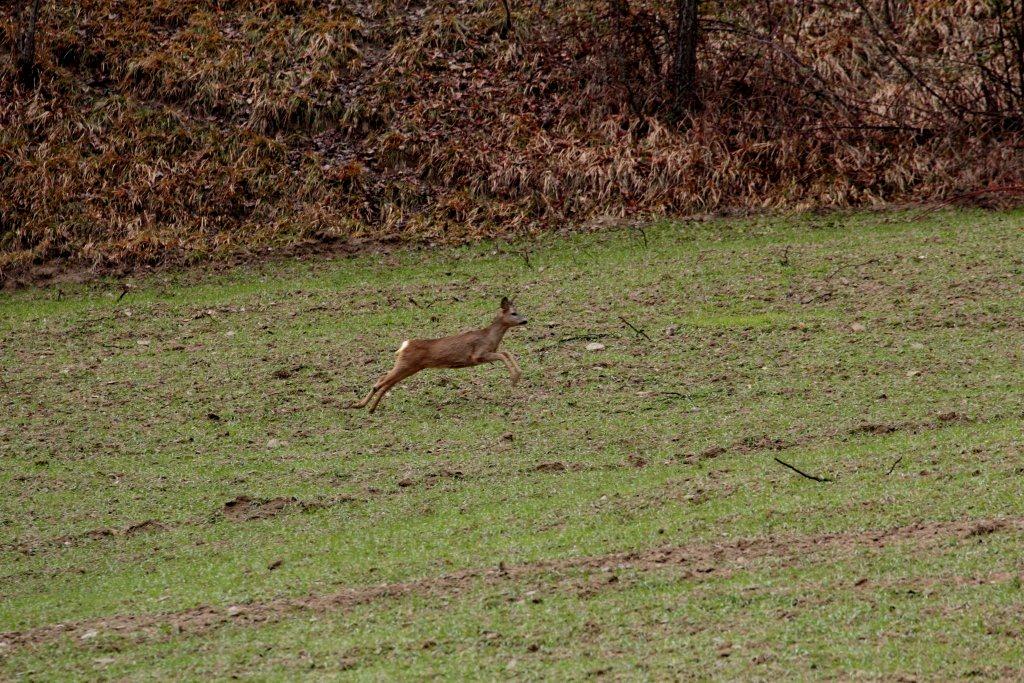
[{"xmin": 1, "ymin": 0, "xmax": 1023, "ymax": 283}]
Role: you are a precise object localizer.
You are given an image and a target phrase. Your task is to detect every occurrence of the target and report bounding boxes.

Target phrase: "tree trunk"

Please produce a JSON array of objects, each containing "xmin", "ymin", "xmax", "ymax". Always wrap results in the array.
[
  {"xmin": 14, "ymin": 0, "xmax": 43, "ymax": 87},
  {"xmin": 498, "ymin": 0, "xmax": 512, "ymax": 38},
  {"xmin": 669, "ymin": 0, "xmax": 700, "ymax": 119}
]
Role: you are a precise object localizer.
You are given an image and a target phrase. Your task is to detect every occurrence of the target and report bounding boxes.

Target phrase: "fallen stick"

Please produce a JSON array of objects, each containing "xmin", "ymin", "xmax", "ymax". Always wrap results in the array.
[
  {"xmin": 799, "ymin": 290, "xmax": 835, "ymax": 305},
  {"xmin": 634, "ymin": 225, "xmax": 648, "ymax": 249},
  {"xmin": 618, "ymin": 315, "xmax": 651, "ymax": 340},
  {"xmin": 535, "ymin": 333, "xmax": 611, "ymax": 354},
  {"xmin": 824, "ymin": 258, "xmax": 879, "ymax": 281},
  {"xmin": 773, "ymin": 456, "xmax": 832, "ymax": 482},
  {"xmin": 886, "ymin": 456, "xmax": 903, "ymax": 476}
]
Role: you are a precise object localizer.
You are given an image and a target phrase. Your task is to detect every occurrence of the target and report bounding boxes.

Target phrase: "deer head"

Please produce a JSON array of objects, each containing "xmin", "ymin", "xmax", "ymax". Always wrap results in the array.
[{"xmin": 499, "ymin": 297, "xmax": 527, "ymax": 326}]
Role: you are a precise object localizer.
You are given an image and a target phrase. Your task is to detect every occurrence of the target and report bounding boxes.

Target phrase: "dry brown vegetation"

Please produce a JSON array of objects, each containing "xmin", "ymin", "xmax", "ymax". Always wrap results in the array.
[{"xmin": 2, "ymin": 0, "xmax": 1023, "ymax": 282}]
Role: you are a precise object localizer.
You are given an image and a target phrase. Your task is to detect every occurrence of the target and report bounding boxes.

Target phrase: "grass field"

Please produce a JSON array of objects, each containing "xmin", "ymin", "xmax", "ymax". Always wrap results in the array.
[{"xmin": 2, "ymin": 209, "xmax": 1024, "ymax": 680}]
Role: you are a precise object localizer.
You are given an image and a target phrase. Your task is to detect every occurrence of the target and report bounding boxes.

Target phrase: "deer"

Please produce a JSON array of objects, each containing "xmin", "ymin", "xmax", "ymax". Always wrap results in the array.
[{"xmin": 346, "ymin": 297, "xmax": 528, "ymax": 414}]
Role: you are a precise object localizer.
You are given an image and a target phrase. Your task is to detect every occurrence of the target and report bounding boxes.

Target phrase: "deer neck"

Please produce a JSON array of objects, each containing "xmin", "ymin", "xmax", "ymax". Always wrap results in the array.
[{"xmin": 484, "ymin": 318, "xmax": 509, "ymax": 349}]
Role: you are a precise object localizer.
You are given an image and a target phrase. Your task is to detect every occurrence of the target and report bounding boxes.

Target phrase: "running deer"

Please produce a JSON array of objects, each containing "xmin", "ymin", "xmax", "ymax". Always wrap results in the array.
[{"xmin": 346, "ymin": 297, "xmax": 527, "ymax": 413}]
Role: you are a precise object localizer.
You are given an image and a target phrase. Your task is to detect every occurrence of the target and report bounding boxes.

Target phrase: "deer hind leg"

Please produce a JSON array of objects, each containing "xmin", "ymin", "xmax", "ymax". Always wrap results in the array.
[
  {"xmin": 346, "ymin": 374, "xmax": 388, "ymax": 409},
  {"xmin": 347, "ymin": 358, "xmax": 410, "ymax": 410},
  {"xmin": 346, "ymin": 385, "xmax": 379, "ymax": 409},
  {"xmin": 367, "ymin": 364, "xmax": 420, "ymax": 414}
]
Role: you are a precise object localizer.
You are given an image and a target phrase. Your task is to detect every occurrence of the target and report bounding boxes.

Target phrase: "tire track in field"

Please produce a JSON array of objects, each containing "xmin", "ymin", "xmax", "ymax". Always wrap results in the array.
[
  {"xmin": 2, "ymin": 515, "xmax": 1020, "ymax": 651},
  {"xmin": 3, "ymin": 410, "xmax": 989, "ymax": 557}
]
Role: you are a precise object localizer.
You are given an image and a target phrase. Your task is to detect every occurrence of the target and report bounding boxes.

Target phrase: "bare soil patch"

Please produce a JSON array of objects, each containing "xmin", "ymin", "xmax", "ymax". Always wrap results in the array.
[
  {"xmin": 221, "ymin": 496, "xmax": 299, "ymax": 522},
  {"xmin": 3, "ymin": 515, "xmax": 1019, "ymax": 651}
]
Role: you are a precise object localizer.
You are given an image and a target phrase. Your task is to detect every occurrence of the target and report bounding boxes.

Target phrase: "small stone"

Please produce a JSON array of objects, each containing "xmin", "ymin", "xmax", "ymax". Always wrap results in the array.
[
  {"xmin": 79, "ymin": 629, "xmax": 99, "ymax": 641},
  {"xmin": 849, "ymin": 322, "xmax": 866, "ymax": 332},
  {"xmin": 585, "ymin": 342, "xmax": 605, "ymax": 351}
]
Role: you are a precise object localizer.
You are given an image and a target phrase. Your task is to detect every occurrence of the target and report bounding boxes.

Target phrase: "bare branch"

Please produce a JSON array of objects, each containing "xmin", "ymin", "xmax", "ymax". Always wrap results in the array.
[
  {"xmin": 618, "ymin": 315, "xmax": 651, "ymax": 340},
  {"xmin": 773, "ymin": 457, "xmax": 832, "ymax": 482}
]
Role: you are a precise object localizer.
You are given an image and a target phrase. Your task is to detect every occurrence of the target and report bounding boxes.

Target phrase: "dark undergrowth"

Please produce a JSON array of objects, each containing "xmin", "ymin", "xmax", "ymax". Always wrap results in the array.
[{"xmin": 2, "ymin": 0, "xmax": 1023, "ymax": 283}]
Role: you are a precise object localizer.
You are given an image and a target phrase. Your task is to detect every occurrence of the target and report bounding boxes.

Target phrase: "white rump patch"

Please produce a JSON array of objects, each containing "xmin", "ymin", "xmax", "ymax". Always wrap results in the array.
[{"xmin": 396, "ymin": 339, "xmax": 410, "ymax": 355}]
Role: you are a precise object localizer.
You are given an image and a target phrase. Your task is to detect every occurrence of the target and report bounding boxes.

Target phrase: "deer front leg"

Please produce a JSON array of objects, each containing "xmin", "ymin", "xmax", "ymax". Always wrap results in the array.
[
  {"xmin": 481, "ymin": 352, "xmax": 521, "ymax": 386},
  {"xmin": 502, "ymin": 350, "xmax": 522, "ymax": 378}
]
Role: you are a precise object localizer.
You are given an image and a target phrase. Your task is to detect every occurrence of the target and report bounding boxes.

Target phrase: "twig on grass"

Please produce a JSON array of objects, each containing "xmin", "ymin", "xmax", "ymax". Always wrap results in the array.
[
  {"xmin": 886, "ymin": 456, "xmax": 903, "ymax": 475},
  {"xmin": 557, "ymin": 333, "xmax": 608, "ymax": 344},
  {"xmin": 773, "ymin": 456, "xmax": 832, "ymax": 482},
  {"xmin": 824, "ymin": 258, "xmax": 879, "ymax": 281},
  {"xmin": 535, "ymin": 333, "xmax": 611, "ymax": 354},
  {"xmin": 799, "ymin": 290, "xmax": 835, "ymax": 305},
  {"xmin": 618, "ymin": 315, "xmax": 651, "ymax": 340},
  {"xmin": 635, "ymin": 225, "xmax": 648, "ymax": 249},
  {"xmin": 800, "ymin": 257, "xmax": 880, "ymax": 304}
]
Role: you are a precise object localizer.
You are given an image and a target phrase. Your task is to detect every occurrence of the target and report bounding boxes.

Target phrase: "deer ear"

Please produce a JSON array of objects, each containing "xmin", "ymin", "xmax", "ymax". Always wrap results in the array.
[{"xmin": 500, "ymin": 296, "xmax": 511, "ymax": 310}]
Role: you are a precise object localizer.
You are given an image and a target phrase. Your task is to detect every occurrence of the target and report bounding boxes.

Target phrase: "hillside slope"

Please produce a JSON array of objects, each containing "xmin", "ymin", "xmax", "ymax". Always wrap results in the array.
[{"xmin": 2, "ymin": 210, "xmax": 1024, "ymax": 678}]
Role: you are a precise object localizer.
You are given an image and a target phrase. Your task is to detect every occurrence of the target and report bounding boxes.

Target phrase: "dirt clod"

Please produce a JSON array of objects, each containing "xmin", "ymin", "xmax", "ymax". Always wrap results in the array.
[
  {"xmin": 700, "ymin": 445, "xmax": 727, "ymax": 459},
  {"xmin": 965, "ymin": 520, "xmax": 1004, "ymax": 538},
  {"xmin": 124, "ymin": 520, "xmax": 166, "ymax": 536},
  {"xmin": 535, "ymin": 462, "xmax": 567, "ymax": 473},
  {"xmin": 852, "ymin": 423, "xmax": 897, "ymax": 435},
  {"xmin": 626, "ymin": 454, "xmax": 647, "ymax": 468},
  {"xmin": 222, "ymin": 496, "xmax": 297, "ymax": 522}
]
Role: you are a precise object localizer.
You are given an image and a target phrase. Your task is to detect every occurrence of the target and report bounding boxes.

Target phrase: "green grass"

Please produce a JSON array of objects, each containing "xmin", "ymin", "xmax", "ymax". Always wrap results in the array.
[{"xmin": 2, "ymin": 208, "xmax": 1024, "ymax": 680}]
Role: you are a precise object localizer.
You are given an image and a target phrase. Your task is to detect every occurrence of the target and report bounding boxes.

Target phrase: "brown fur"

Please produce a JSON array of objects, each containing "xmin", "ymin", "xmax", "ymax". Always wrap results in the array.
[{"xmin": 347, "ymin": 298, "xmax": 527, "ymax": 413}]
